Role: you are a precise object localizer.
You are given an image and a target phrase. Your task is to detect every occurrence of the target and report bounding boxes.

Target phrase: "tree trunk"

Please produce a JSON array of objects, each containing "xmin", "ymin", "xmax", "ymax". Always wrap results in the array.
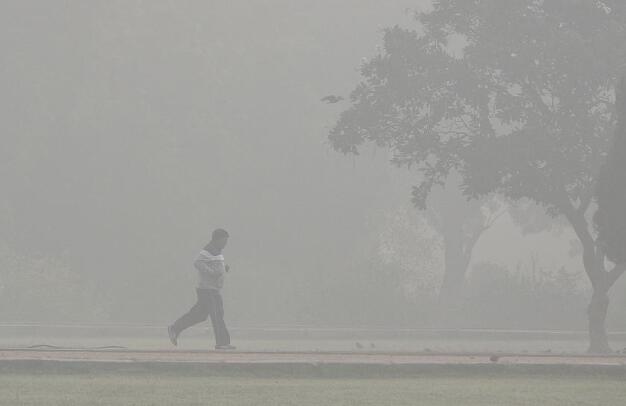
[
  {"xmin": 439, "ymin": 243, "xmax": 468, "ymax": 305},
  {"xmin": 587, "ymin": 289, "xmax": 611, "ymax": 353},
  {"xmin": 571, "ymin": 212, "xmax": 616, "ymax": 353},
  {"xmin": 437, "ymin": 229, "xmax": 471, "ymax": 325}
]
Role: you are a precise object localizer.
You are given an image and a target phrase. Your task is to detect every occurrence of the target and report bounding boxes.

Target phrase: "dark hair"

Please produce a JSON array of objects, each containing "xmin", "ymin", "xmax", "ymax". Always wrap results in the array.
[{"xmin": 212, "ymin": 228, "xmax": 229, "ymax": 240}]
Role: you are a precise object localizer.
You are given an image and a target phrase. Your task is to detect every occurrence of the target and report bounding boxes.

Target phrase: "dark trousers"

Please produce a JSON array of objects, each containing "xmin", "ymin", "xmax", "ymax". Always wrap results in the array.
[{"xmin": 172, "ymin": 288, "xmax": 230, "ymax": 346}]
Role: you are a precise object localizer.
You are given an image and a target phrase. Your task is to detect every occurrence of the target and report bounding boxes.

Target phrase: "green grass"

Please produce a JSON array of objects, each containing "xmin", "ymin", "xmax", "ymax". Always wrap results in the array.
[{"xmin": 1, "ymin": 362, "xmax": 626, "ymax": 406}]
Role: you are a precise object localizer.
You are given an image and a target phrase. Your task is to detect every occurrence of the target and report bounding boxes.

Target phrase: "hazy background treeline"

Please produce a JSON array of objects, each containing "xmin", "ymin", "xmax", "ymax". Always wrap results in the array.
[{"xmin": 2, "ymin": 1, "xmax": 626, "ymax": 331}]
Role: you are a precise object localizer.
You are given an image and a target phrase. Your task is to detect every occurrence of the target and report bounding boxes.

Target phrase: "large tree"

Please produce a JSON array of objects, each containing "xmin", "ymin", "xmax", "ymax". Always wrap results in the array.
[
  {"xmin": 594, "ymin": 78, "xmax": 626, "ymax": 312},
  {"xmin": 329, "ymin": 0, "xmax": 626, "ymax": 352}
]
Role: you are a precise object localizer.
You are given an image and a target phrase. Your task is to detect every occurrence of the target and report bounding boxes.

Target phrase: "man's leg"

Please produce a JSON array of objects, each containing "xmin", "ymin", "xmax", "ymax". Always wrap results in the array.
[
  {"xmin": 170, "ymin": 289, "xmax": 210, "ymax": 340},
  {"xmin": 207, "ymin": 290, "xmax": 231, "ymax": 347}
]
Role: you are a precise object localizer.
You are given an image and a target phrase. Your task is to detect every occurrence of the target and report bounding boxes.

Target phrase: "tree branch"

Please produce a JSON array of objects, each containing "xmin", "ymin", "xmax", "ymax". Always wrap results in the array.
[
  {"xmin": 461, "ymin": 207, "xmax": 504, "ymax": 258},
  {"xmin": 607, "ymin": 262, "xmax": 626, "ymax": 289},
  {"xmin": 484, "ymin": 208, "xmax": 506, "ymax": 229},
  {"xmin": 577, "ymin": 190, "xmax": 593, "ymax": 216}
]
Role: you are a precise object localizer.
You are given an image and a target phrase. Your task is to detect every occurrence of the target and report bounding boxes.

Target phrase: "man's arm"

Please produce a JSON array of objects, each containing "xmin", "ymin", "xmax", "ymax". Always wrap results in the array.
[{"xmin": 194, "ymin": 257, "xmax": 225, "ymax": 276}]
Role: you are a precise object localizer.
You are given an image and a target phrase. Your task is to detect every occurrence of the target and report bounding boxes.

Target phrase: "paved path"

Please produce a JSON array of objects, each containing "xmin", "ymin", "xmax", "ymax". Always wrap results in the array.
[{"xmin": 2, "ymin": 349, "xmax": 626, "ymax": 366}]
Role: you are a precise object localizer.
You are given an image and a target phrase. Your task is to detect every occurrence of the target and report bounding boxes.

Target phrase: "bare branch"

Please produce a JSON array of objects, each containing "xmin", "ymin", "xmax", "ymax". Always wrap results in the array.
[
  {"xmin": 484, "ymin": 208, "xmax": 507, "ymax": 229},
  {"xmin": 607, "ymin": 262, "xmax": 626, "ymax": 289}
]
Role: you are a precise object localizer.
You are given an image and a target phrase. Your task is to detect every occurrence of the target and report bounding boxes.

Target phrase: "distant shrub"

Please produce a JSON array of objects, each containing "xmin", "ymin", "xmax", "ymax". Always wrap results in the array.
[{"xmin": 458, "ymin": 261, "xmax": 588, "ymax": 329}]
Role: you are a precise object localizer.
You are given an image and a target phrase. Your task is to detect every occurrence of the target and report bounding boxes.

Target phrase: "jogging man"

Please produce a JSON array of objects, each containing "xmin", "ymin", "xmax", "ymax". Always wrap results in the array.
[{"xmin": 168, "ymin": 228, "xmax": 235, "ymax": 350}]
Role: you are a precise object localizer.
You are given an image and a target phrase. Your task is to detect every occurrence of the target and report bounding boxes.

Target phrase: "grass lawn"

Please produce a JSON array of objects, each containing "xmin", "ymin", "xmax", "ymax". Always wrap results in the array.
[{"xmin": 1, "ymin": 362, "xmax": 625, "ymax": 406}]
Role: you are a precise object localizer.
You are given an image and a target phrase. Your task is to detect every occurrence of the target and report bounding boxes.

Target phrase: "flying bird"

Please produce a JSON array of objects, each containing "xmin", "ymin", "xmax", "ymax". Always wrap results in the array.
[{"xmin": 321, "ymin": 95, "xmax": 344, "ymax": 104}]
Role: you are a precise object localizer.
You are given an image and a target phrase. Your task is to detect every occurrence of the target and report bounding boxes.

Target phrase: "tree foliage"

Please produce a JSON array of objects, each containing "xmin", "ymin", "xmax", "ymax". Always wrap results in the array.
[{"xmin": 330, "ymin": 0, "xmax": 626, "ymax": 214}]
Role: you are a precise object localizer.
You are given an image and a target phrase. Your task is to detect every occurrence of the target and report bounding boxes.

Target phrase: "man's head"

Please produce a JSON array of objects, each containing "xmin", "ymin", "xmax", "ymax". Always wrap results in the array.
[{"xmin": 211, "ymin": 228, "xmax": 229, "ymax": 251}]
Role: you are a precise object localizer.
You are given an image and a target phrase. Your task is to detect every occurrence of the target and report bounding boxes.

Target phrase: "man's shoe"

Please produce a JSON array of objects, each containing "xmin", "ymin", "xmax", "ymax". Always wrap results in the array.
[
  {"xmin": 168, "ymin": 325, "xmax": 178, "ymax": 346},
  {"xmin": 215, "ymin": 344, "xmax": 236, "ymax": 350}
]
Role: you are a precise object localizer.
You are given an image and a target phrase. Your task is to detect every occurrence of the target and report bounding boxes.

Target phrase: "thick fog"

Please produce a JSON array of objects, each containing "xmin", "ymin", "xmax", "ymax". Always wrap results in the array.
[{"xmin": 2, "ymin": 0, "xmax": 626, "ymax": 341}]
